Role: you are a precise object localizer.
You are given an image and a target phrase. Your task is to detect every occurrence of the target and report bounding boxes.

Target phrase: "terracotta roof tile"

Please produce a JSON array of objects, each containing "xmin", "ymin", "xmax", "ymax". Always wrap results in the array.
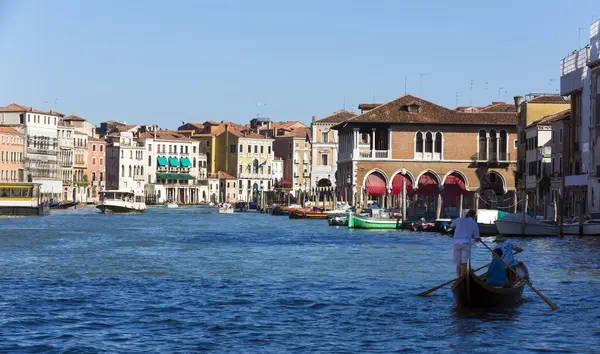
[
  {"xmin": 527, "ymin": 109, "xmax": 571, "ymax": 127},
  {"xmin": 316, "ymin": 110, "xmax": 357, "ymax": 123},
  {"xmin": 335, "ymin": 94, "xmax": 517, "ymax": 127},
  {"xmin": 0, "ymin": 103, "xmax": 64, "ymax": 116},
  {"xmin": 478, "ymin": 102, "xmax": 516, "ymax": 112},
  {"xmin": 527, "ymin": 95, "xmax": 569, "ymax": 104},
  {"xmin": 209, "ymin": 170, "xmax": 236, "ymax": 180},
  {"xmin": 63, "ymin": 115, "xmax": 86, "ymax": 122},
  {"xmin": 277, "ymin": 126, "xmax": 312, "ymax": 139},
  {"xmin": 0, "ymin": 127, "xmax": 23, "ymax": 134},
  {"xmin": 358, "ymin": 103, "xmax": 383, "ymax": 110}
]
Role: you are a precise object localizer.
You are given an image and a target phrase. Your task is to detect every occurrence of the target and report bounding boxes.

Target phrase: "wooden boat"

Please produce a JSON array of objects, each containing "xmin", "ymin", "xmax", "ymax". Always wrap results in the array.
[
  {"xmin": 347, "ymin": 213, "xmax": 403, "ymax": 229},
  {"xmin": 495, "ymin": 214, "xmax": 558, "ymax": 236},
  {"xmin": 272, "ymin": 206, "xmax": 291, "ymax": 216},
  {"xmin": 562, "ymin": 214, "xmax": 600, "ymax": 235},
  {"xmin": 328, "ymin": 216, "xmax": 348, "ymax": 226},
  {"xmin": 97, "ymin": 190, "xmax": 146, "ymax": 213},
  {"xmin": 50, "ymin": 200, "xmax": 79, "ymax": 209},
  {"xmin": 289, "ymin": 209, "xmax": 328, "ymax": 219},
  {"xmin": 451, "ymin": 262, "xmax": 529, "ymax": 308},
  {"xmin": 218, "ymin": 207, "xmax": 234, "ymax": 214},
  {"xmin": 165, "ymin": 201, "xmax": 178, "ymax": 208}
]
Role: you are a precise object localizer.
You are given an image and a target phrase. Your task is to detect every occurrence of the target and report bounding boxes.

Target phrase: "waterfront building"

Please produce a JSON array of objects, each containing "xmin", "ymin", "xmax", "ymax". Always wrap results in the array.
[
  {"xmin": 559, "ymin": 38, "xmax": 593, "ymax": 214},
  {"xmin": 272, "ymin": 126, "xmax": 312, "ymax": 194},
  {"xmin": 63, "ymin": 115, "xmax": 98, "ymax": 138},
  {"xmin": 72, "ymin": 130, "xmax": 89, "ymax": 203},
  {"xmin": 88, "ymin": 137, "xmax": 106, "ymax": 204},
  {"xmin": 310, "ymin": 110, "xmax": 356, "ymax": 192},
  {"xmin": 138, "ymin": 129, "xmax": 206, "ymax": 204},
  {"xmin": 57, "ymin": 122, "xmax": 75, "ymax": 200},
  {"xmin": 587, "ymin": 20, "xmax": 600, "ymax": 213},
  {"xmin": 549, "ymin": 109, "xmax": 572, "ymax": 217},
  {"xmin": 105, "ymin": 126, "xmax": 145, "ymax": 195},
  {"xmin": 524, "ymin": 110, "xmax": 569, "ymax": 217},
  {"xmin": 0, "ymin": 104, "xmax": 63, "ymax": 199},
  {"xmin": 333, "ymin": 94, "xmax": 518, "ymax": 215},
  {"xmin": 0, "ymin": 127, "xmax": 25, "ymax": 182}
]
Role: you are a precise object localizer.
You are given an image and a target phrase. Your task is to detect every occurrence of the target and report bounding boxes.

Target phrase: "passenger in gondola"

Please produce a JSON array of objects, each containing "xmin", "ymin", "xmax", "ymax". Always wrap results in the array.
[
  {"xmin": 493, "ymin": 235, "xmax": 523, "ymax": 267},
  {"xmin": 486, "ymin": 248, "xmax": 507, "ymax": 287}
]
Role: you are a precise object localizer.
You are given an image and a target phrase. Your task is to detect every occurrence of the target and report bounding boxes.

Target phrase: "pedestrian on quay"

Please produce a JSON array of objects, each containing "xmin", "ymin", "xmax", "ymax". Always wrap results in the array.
[{"xmin": 450, "ymin": 209, "xmax": 481, "ymax": 277}]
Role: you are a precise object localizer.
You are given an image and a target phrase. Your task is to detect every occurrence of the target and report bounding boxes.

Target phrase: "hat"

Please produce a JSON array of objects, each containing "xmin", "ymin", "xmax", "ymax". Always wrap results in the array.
[{"xmin": 494, "ymin": 235, "xmax": 506, "ymax": 242}]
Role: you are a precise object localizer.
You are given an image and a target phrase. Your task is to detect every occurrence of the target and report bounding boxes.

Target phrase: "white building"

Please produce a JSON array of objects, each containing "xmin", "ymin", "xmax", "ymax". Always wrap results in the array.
[
  {"xmin": 105, "ymin": 126, "xmax": 145, "ymax": 194},
  {"xmin": 310, "ymin": 110, "xmax": 356, "ymax": 191},
  {"xmin": 0, "ymin": 104, "xmax": 63, "ymax": 199},
  {"xmin": 138, "ymin": 129, "xmax": 207, "ymax": 204},
  {"xmin": 57, "ymin": 122, "xmax": 74, "ymax": 201},
  {"xmin": 72, "ymin": 130, "xmax": 89, "ymax": 203},
  {"xmin": 588, "ymin": 20, "xmax": 600, "ymax": 212},
  {"xmin": 272, "ymin": 157, "xmax": 283, "ymax": 183}
]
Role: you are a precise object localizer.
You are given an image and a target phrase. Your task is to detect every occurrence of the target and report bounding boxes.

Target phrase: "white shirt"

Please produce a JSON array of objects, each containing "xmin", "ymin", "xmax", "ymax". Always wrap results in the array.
[{"xmin": 451, "ymin": 217, "xmax": 480, "ymax": 245}]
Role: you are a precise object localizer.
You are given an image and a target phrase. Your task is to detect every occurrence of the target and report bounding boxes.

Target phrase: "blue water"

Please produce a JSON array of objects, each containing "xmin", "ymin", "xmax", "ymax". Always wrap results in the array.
[{"xmin": 0, "ymin": 207, "xmax": 599, "ymax": 353}]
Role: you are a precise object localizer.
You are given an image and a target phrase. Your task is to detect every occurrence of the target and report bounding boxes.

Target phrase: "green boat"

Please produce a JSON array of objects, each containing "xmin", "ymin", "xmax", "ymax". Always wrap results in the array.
[
  {"xmin": 348, "ymin": 213, "xmax": 405, "ymax": 229},
  {"xmin": 328, "ymin": 216, "xmax": 348, "ymax": 226}
]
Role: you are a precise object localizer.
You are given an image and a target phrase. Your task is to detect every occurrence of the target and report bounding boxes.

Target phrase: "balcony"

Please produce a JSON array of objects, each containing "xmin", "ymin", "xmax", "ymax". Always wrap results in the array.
[
  {"xmin": 474, "ymin": 152, "xmax": 510, "ymax": 164},
  {"xmin": 358, "ymin": 150, "xmax": 389, "ymax": 159},
  {"xmin": 134, "ymin": 174, "xmax": 145, "ymax": 181},
  {"xmin": 537, "ymin": 146, "xmax": 551, "ymax": 158},
  {"xmin": 560, "ymin": 48, "xmax": 588, "ymax": 95},
  {"xmin": 239, "ymin": 172, "xmax": 271, "ymax": 180}
]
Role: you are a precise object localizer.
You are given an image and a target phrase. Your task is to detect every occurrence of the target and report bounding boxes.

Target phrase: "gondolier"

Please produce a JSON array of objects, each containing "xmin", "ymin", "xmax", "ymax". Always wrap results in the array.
[{"xmin": 450, "ymin": 209, "xmax": 481, "ymax": 277}]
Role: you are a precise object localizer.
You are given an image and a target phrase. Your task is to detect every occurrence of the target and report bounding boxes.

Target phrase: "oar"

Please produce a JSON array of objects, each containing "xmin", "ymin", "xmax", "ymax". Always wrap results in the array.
[
  {"xmin": 479, "ymin": 239, "xmax": 559, "ymax": 311},
  {"xmin": 417, "ymin": 249, "xmax": 522, "ymax": 297}
]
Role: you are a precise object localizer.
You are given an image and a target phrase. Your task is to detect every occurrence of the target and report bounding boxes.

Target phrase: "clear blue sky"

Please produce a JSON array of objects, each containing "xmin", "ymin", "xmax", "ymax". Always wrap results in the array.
[{"xmin": 0, "ymin": 0, "xmax": 597, "ymax": 128}]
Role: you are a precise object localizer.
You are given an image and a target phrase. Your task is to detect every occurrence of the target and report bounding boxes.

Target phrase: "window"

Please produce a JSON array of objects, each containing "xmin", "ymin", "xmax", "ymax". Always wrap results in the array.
[
  {"xmin": 260, "ymin": 146, "xmax": 264, "ymax": 154},
  {"xmin": 559, "ymin": 128, "xmax": 563, "ymax": 143},
  {"xmin": 268, "ymin": 146, "xmax": 271, "ymax": 154},
  {"xmin": 254, "ymin": 145, "xmax": 258, "ymax": 154},
  {"xmin": 230, "ymin": 144, "xmax": 236, "ymax": 153},
  {"xmin": 322, "ymin": 131, "xmax": 329, "ymax": 143},
  {"xmin": 92, "ymin": 144, "xmax": 96, "ymax": 152},
  {"xmin": 321, "ymin": 153, "xmax": 329, "ymax": 165},
  {"xmin": 121, "ymin": 165, "xmax": 125, "ymax": 177},
  {"xmin": 415, "ymin": 132, "xmax": 423, "ymax": 153},
  {"xmin": 434, "ymin": 132, "xmax": 442, "ymax": 154},
  {"xmin": 478, "ymin": 130, "xmax": 487, "ymax": 160},
  {"xmin": 92, "ymin": 157, "xmax": 96, "ymax": 165},
  {"xmin": 289, "ymin": 142, "xmax": 292, "ymax": 149},
  {"xmin": 121, "ymin": 150, "xmax": 124, "ymax": 158},
  {"xmin": 514, "ymin": 139, "xmax": 518, "ymax": 149},
  {"xmin": 239, "ymin": 144, "xmax": 243, "ymax": 153},
  {"xmin": 130, "ymin": 150, "xmax": 133, "ymax": 159},
  {"xmin": 425, "ymin": 132, "xmax": 433, "ymax": 153},
  {"xmin": 268, "ymin": 166, "xmax": 271, "ymax": 175},
  {"xmin": 248, "ymin": 145, "xmax": 251, "ymax": 153},
  {"xmin": 303, "ymin": 151, "xmax": 308, "ymax": 160},
  {"xmin": 129, "ymin": 165, "xmax": 132, "ymax": 177},
  {"xmin": 193, "ymin": 158, "xmax": 197, "ymax": 168}
]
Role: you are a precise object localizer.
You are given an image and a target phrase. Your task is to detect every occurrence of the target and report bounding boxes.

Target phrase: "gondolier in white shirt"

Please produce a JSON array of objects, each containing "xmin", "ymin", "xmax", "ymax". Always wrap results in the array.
[{"xmin": 450, "ymin": 209, "xmax": 481, "ymax": 277}]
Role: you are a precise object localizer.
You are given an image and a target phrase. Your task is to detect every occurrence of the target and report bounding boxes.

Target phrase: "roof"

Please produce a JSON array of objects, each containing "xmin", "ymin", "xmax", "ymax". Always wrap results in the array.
[
  {"xmin": 527, "ymin": 95, "xmax": 569, "ymax": 104},
  {"xmin": 139, "ymin": 130, "xmax": 192, "ymax": 141},
  {"xmin": 276, "ymin": 126, "xmax": 312, "ymax": 139},
  {"xmin": 358, "ymin": 103, "xmax": 383, "ymax": 110},
  {"xmin": 335, "ymin": 94, "xmax": 518, "ymax": 127},
  {"xmin": 88, "ymin": 137, "xmax": 106, "ymax": 142},
  {"xmin": 478, "ymin": 102, "xmax": 516, "ymax": 113},
  {"xmin": 63, "ymin": 115, "xmax": 86, "ymax": 122},
  {"xmin": 271, "ymin": 121, "xmax": 307, "ymax": 130},
  {"xmin": 209, "ymin": 171, "xmax": 236, "ymax": 180},
  {"xmin": 315, "ymin": 110, "xmax": 357, "ymax": 123},
  {"xmin": 527, "ymin": 109, "xmax": 571, "ymax": 127},
  {"xmin": 0, "ymin": 103, "xmax": 64, "ymax": 116},
  {"xmin": 0, "ymin": 127, "xmax": 23, "ymax": 135}
]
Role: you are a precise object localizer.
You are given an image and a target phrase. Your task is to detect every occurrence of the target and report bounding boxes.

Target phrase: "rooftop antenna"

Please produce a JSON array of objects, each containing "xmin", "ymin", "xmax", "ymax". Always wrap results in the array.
[
  {"xmin": 373, "ymin": 94, "xmax": 375, "ymax": 103},
  {"xmin": 343, "ymin": 96, "xmax": 346, "ymax": 110},
  {"xmin": 455, "ymin": 92, "xmax": 460, "ymax": 107},
  {"xmin": 469, "ymin": 80, "xmax": 475, "ymax": 105},
  {"xmin": 498, "ymin": 87, "xmax": 504, "ymax": 100},
  {"xmin": 54, "ymin": 98, "xmax": 58, "ymax": 111},
  {"xmin": 351, "ymin": 104, "xmax": 355, "ymax": 113},
  {"xmin": 404, "ymin": 76, "xmax": 407, "ymax": 95}
]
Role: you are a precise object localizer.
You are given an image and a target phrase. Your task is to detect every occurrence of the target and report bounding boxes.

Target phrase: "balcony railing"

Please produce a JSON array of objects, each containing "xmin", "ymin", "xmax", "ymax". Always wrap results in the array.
[
  {"xmin": 537, "ymin": 146, "xmax": 551, "ymax": 158},
  {"xmin": 475, "ymin": 152, "xmax": 510, "ymax": 163},
  {"xmin": 358, "ymin": 150, "xmax": 389, "ymax": 159},
  {"xmin": 239, "ymin": 172, "xmax": 271, "ymax": 180}
]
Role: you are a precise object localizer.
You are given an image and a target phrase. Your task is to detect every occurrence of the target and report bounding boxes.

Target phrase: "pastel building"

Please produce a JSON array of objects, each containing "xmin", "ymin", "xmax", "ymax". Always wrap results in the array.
[{"xmin": 0, "ymin": 127, "xmax": 25, "ymax": 182}]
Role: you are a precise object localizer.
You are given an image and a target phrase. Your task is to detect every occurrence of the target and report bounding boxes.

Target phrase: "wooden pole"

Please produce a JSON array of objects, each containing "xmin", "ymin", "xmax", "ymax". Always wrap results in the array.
[
  {"xmin": 474, "ymin": 192, "xmax": 479, "ymax": 215},
  {"xmin": 333, "ymin": 187, "xmax": 337, "ymax": 209},
  {"xmin": 578, "ymin": 198, "xmax": 584, "ymax": 236},
  {"xmin": 553, "ymin": 193, "xmax": 558, "ymax": 223},
  {"xmin": 459, "ymin": 194, "xmax": 464, "ymax": 217},
  {"xmin": 513, "ymin": 192, "xmax": 518, "ymax": 214},
  {"xmin": 402, "ymin": 179, "xmax": 407, "ymax": 223},
  {"xmin": 436, "ymin": 194, "xmax": 442, "ymax": 219},
  {"xmin": 522, "ymin": 193, "xmax": 528, "ymax": 236}
]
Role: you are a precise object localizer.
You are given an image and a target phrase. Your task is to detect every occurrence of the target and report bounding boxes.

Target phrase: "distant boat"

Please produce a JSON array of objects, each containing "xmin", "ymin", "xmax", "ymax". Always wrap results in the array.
[
  {"xmin": 165, "ymin": 201, "xmax": 178, "ymax": 208},
  {"xmin": 347, "ymin": 213, "xmax": 403, "ymax": 229},
  {"xmin": 495, "ymin": 214, "xmax": 558, "ymax": 236},
  {"xmin": 328, "ymin": 216, "xmax": 348, "ymax": 226},
  {"xmin": 218, "ymin": 207, "xmax": 234, "ymax": 214},
  {"xmin": 562, "ymin": 214, "xmax": 600, "ymax": 235},
  {"xmin": 97, "ymin": 190, "xmax": 146, "ymax": 213},
  {"xmin": 289, "ymin": 209, "xmax": 328, "ymax": 219},
  {"xmin": 50, "ymin": 200, "xmax": 79, "ymax": 209},
  {"xmin": 272, "ymin": 206, "xmax": 291, "ymax": 216}
]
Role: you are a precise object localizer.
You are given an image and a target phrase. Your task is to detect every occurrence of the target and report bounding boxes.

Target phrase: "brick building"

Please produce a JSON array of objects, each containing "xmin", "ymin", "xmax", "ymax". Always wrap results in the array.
[{"xmin": 333, "ymin": 94, "xmax": 518, "ymax": 217}]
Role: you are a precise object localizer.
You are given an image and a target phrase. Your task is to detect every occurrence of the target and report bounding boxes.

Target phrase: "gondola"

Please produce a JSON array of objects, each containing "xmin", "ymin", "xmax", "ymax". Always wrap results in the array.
[{"xmin": 451, "ymin": 261, "xmax": 529, "ymax": 308}]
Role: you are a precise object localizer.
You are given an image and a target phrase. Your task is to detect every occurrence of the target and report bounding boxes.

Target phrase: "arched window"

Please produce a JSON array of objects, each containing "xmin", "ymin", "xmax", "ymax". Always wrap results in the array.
[
  {"xmin": 434, "ymin": 132, "xmax": 442, "ymax": 154},
  {"xmin": 253, "ymin": 159, "xmax": 259, "ymax": 174},
  {"xmin": 415, "ymin": 132, "xmax": 423, "ymax": 153},
  {"xmin": 92, "ymin": 172, "xmax": 96, "ymax": 181},
  {"xmin": 478, "ymin": 130, "xmax": 487, "ymax": 160},
  {"xmin": 122, "ymin": 165, "xmax": 125, "ymax": 177},
  {"xmin": 129, "ymin": 165, "xmax": 132, "ymax": 177},
  {"xmin": 141, "ymin": 166, "xmax": 144, "ymax": 175},
  {"xmin": 148, "ymin": 155, "xmax": 152, "ymax": 166},
  {"xmin": 500, "ymin": 130, "xmax": 508, "ymax": 161},
  {"xmin": 193, "ymin": 157, "xmax": 197, "ymax": 168},
  {"xmin": 425, "ymin": 132, "xmax": 433, "ymax": 153},
  {"xmin": 489, "ymin": 130, "xmax": 498, "ymax": 160}
]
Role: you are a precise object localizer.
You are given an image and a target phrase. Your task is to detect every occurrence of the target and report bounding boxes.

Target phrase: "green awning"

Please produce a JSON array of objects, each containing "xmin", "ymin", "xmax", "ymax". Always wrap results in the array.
[
  {"xmin": 180, "ymin": 157, "xmax": 192, "ymax": 167},
  {"xmin": 168, "ymin": 157, "xmax": 180, "ymax": 167},
  {"xmin": 156, "ymin": 173, "xmax": 196, "ymax": 180},
  {"xmin": 157, "ymin": 156, "xmax": 168, "ymax": 167}
]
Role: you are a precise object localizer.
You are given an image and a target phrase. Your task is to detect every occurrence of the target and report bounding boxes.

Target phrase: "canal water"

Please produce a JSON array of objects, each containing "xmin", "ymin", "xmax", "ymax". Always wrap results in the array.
[{"xmin": 0, "ymin": 207, "xmax": 599, "ymax": 353}]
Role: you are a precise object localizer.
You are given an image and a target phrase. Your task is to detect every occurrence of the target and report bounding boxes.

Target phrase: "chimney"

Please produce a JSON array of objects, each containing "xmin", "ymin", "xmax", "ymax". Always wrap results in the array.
[
  {"xmin": 586, "ymin": 45, "xmax": 591, "ymax": 63},
  {"xmin": 267, "ymin": 120, "xmax": 271, "ymax": 130},
  {"xmin": 312, "ymin": 115, "xmax": 316, "ymax": 123},
  {"xmin": 513, "ymin": 96, "xmax": 523, "ymax": 113}
]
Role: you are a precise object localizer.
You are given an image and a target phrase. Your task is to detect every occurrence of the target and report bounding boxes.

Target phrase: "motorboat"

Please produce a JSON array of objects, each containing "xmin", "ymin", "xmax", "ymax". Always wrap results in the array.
[
  {"xmin": 218, "ymin": 203, "xmax": 234, "ymax": 214},
  {"xmin": 165, "ymin": 200, "xmax": 178, "ymax": 208},
  {"xmin": 562, "ymin": 214, "xmax": 600, "ymax": 235},
  {"xmin": 97, "ymin": 190, "xmax": 146, "ymax": 213},
  {"xmin": 495, "ymin": 213, "xmax": 558, "ymax": 236}
]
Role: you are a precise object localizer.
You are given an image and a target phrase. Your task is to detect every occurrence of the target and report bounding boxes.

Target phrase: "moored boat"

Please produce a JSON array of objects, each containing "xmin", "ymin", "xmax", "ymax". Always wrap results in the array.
[
  {"xmin": 218, "ymin": 207, "xmax": 234, "ymax": 214},
  {"xmin": 289, "ymin": 209, "xmax": 329, "ymax": 219},
  {"xmin": 328, "ymin": 216, "xmax": 348, "ymax": 226},
  {"xmin": 0, "ymin": 182, "xmax": 49, "ymax": 216},
  {"xmin": 495, "ymin": 214, "xmax": 558, "ymax": 236},
  {"xmin": 347, "ymin": 213, "xmax": 403, "ymax": 229},
  {"xmin": 96, "ymin": 190, "xmax": 146, "ymax": 213},
  {"xmin": 562, "ymin": 214, "xmax": 600, "ymax": 235},
  {"xmin": 452, "ymin": 262, "xmax": 529, "ymax": 308},
  {"xmin": 50, "ymin": 200, "xmax": 79, "ymax": 209},
  {"xmin": 165, "ymin": 201, "xmax": 178, "ymax": 208},
  {"xmin": 272, "ymin": 206, "xmax": 292, "ymax": 216}
]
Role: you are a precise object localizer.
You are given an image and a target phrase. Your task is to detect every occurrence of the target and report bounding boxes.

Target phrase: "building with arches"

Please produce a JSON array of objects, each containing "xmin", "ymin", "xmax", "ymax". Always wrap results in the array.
[{"xmin": 333, "ymin": 94, "xmax": 519, "ymax": 215}]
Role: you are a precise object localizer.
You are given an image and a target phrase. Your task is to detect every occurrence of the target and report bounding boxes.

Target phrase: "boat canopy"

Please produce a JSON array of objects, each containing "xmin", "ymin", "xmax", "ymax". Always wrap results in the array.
[
  {"xmin": 168, "ymin": 157, "xmax": 180, "ymax": 167},
  {"xmin": 366, "ymin": 173, "xmax": 386, "ymax": 195},
  {"xmin": 180, "ymin": 157, "xmax": 192, "ymax": 167},
  {"xmin": 156, "ymin": 173, "xmax": 196, "ymax": 180},
  {"xmin": 157, "ymin": 156, "xmax": 169, "ymax": 167}
]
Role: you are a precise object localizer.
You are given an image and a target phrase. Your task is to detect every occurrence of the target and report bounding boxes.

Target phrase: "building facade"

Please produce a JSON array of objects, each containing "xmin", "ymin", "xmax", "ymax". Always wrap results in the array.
[
  {"xmin": 333, "ymin": 95, "xmax": 518, "ymax": 217},
  {"xmin": 88, "ymin": 137, "xmax": 106, "ymax": 203},
  {"xmin": 272, "ymin": 127, "xmax": 312, "ymax": 194},
  {"xmin": 310, "ymin": 110, "xmax": 356, "ymax": 191},
  {"xmin": 57, "ymin": 122, "xmax": 75, "ymax": 201},
  {"xmin": 0, "ymin": 104, "xmax": 63, "ymax": 199},
  {"xmin": 72, "ymin": 130, "xmax": 89, "ymax": 203},
  {"xmin": 587, "ymin": 20, "xmax": 600, "ymax": 212},
  {"xmin": 105, "ymin": 127, "xmax": 146, "ymax": 194},
  {"xmin": 0, "ymin": 127, "xmax": 25, "ymax": 182}
]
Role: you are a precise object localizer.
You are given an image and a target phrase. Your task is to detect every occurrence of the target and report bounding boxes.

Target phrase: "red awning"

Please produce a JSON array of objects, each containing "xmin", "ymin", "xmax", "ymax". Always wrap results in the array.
[
  {"xmin": 443, "ymin": 174, "xmax": 467, "ymax": 199},
  {"xmin": 391, "ymin": 174, "xmax": 413, "ymax": 195},
  {"xmin": 366, "ymin": 173, "xmax": 386, "ymax": 195},
  {"xmin": 279, "ymin": 180, "xmax": 292, "ymax": 185},
  {"xmin": 417, "ymin": 173, "xmax": 439, "ymax": 196}
]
